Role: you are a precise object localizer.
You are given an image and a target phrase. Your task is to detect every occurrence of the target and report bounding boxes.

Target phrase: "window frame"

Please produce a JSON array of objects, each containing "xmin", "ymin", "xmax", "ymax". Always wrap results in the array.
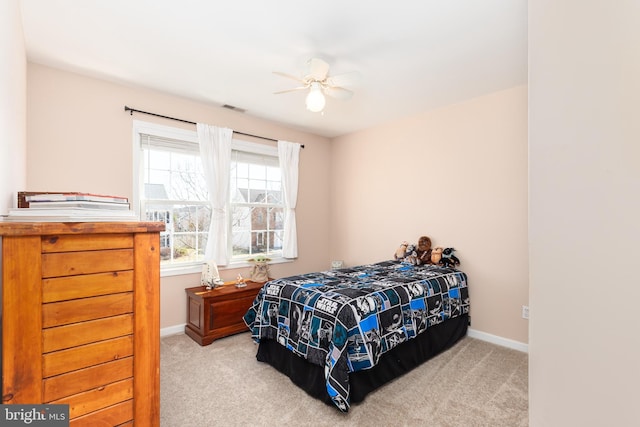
[
  {"xmin": 228, "ymin": 139, "xmax": 285, "ymax": 262},
  {"xmin": 133, "ymin": 120, "xmax": 289, "ymax": 277}
]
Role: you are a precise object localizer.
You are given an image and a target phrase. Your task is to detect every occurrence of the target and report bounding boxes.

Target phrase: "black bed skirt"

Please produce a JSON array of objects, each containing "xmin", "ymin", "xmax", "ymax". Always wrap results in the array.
[{"xmin": 255, "ymin": 313, "xmax": 469, "ymax": 407}]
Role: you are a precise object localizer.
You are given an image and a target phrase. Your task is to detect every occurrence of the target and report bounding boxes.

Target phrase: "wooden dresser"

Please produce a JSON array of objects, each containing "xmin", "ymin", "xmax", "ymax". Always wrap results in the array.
[
  {"xmin": 185, "ymin": 280, "xmax": 265, "ymax": 346},
  {"xmin": 0, "ymin": 221, "xmax": 164, "ymax": 426}
]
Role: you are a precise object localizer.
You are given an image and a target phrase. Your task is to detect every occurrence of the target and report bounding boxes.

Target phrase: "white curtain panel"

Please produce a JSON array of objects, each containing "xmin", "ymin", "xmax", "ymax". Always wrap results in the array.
[
  {"xmin": 278, "ymin": 140, "xmax": 301, "ymax": 259},
  {"xmin": 197, "ymin": 123, "xmax": 233, "ymax": 265}
]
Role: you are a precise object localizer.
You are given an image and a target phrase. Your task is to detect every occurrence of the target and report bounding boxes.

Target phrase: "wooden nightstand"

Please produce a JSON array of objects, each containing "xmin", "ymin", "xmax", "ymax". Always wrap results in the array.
[{"xmin": 184, "ymin": 280, "xmax": 265, "ymax": 346}]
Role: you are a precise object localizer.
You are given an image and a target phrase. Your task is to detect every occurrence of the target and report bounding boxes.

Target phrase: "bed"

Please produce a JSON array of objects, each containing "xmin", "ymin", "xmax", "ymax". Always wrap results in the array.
[{"xmin": 243, "ymin": 259, "xmax": 470, "ymax": 412}]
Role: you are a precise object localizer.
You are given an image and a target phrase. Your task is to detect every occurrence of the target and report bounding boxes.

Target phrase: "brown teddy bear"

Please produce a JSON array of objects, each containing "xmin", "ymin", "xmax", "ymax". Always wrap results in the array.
[{"xmin": 416, "ymin": 235, "xmax": 433, "ymax": 265}]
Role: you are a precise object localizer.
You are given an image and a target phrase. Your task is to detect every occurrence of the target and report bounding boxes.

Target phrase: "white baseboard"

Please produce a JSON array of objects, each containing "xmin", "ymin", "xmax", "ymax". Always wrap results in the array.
[
  {"xmin": 161, "ymin": 324, "xmax": 186, "ymax": 337},
  {"xmin": 467, "ymin": 328, "xmax": 528, "ymax": 353},
  {"xmin": 160, "ymin": 323, "xmax": 528, "ymax": 353}
]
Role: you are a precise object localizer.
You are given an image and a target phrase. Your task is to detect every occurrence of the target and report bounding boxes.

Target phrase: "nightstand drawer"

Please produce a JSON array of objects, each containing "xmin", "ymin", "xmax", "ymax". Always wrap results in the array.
[{"xmin": 212, "ymin": 295, "xmax": 256, "ymax": 328}]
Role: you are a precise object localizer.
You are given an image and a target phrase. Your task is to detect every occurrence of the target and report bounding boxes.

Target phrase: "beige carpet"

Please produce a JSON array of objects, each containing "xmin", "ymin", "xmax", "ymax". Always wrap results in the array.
[{"xmin": 160, "ymin": 332, "xmax": 528, "ymax": 426}]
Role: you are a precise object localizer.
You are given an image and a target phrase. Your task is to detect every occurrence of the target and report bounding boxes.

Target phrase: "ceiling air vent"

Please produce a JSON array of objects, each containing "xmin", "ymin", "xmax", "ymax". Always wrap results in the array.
[{"xmin": 222, "ymin": 104, "xmax": 246, "ymax": 113}]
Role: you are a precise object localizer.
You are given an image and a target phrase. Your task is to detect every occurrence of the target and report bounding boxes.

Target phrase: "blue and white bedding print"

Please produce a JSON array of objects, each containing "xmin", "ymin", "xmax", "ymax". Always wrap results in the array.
[{"xmin": 243, "ymin": 259, "xmax": 469, "ymax": 412}]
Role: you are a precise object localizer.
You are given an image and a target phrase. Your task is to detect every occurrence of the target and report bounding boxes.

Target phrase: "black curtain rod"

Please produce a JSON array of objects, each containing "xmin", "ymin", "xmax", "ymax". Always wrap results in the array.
[{"xmin": 124, "ymin": 106, "xmax": 304, "ymax": 148}]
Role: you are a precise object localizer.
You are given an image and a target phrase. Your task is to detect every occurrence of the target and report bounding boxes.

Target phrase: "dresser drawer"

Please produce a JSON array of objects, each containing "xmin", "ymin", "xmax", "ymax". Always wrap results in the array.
[
  {"xmin": 43, "ymin": 357, "xmax": 133, "ymax": 402},
  {"xmin": 42, "ymin": 293, "xmax": 133, "ymax": 328},
  {"xmin": 43, "ymin": 314, "xmax": 134, "ymax": 353},
  {"xmin": 42, "ymin": 233, "xmax": 134, "ymax": 253},
  {"xmin": 68, "ymin": 400, "xmax": 133, "ymax": 427},
  {"xmin": 43, "ymin": 270, "xmax": 134, "ymax": 303},
  {"xmin": 51, "ymin": 378, "xmax": 133, "ymax": 419},
  {"xmin": 43, "ymin": 335, "xmax": 134, "ymax": 377},
  {"xmin": 42, "ymin": 249, "xmax": 133, "ymax": 278}
]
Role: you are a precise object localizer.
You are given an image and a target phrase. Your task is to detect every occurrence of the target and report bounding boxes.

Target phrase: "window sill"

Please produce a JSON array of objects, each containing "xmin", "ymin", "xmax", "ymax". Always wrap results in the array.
[{"xmin": 160, "ymin": 257, "xmax": 294, "ymax": 278}]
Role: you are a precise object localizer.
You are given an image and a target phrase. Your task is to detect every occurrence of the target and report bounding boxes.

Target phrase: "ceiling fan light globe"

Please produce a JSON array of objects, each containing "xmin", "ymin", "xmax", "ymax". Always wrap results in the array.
[{"xmin": 306, "ymin": 87, "xmax": 326, "ymax": 112}]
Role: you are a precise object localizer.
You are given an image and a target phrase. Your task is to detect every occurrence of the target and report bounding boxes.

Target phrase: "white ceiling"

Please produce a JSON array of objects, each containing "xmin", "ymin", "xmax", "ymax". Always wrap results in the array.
[{"xmin": 19, "ymin": 0, "xmax": 528, "ymax": 138}]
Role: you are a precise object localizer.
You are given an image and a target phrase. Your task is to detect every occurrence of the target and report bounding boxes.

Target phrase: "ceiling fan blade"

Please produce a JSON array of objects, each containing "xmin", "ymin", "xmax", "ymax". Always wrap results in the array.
[
  {"xmin": 307, "ymin": 58, "xmax": 330, "ymax": 81},
  {"xmin": 273, "ymin": 87, "xmax": 308, "ymax": 95},
  {"xmin": 273, "ymin": 71, "xmax": 304, "ymax": 84},
  {"xmin": 323, "ymin": 86, "xmax": 354, "ymax": 100},
  {"xmin": 326, "ymin": 70, "xmax": 362, "ymax": 88}
]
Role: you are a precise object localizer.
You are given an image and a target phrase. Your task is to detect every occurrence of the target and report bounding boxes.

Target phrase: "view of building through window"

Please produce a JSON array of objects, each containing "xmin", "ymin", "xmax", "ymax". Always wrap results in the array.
[
  {"xmin": 140, "ymin": 134, "xmax": 283, "ymax": 267},
  {"xmin": 230, "ymin": 150, "xmax": 284, "ymax": 259}
]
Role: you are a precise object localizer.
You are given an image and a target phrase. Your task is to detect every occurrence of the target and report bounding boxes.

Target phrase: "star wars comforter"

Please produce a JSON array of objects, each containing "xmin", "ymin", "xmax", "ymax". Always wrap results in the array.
[{"xmin": 243, "ymin": 260, "xmax": 469, "ymax": 412}]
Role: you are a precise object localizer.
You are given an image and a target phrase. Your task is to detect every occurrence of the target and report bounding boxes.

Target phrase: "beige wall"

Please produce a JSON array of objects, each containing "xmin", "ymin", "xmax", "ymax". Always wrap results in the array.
[
  {"xmin": 26, "ymin": 63, "xmax": 332, "ymax": 329},
  {"xmin": 331, "ymin": 86, "xmax": 529, "ymax": 344},
  {"xmin": 26, "ymin": 63, "xmax": 529, "ymax": 341},
  {"xmin": 0, "ymin": 0, "xmax": 27, "ymax": 214},
  {"xmin": 529, "ymin": 2, "xmax": 640, "ymax": 426}
]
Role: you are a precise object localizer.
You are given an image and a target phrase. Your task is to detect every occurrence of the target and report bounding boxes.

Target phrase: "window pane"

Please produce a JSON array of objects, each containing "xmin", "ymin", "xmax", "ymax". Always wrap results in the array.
[
  {"xmin": 145, "ymin": 181, "xmax": 170, "ymax": 200},
  {"xmin": 265, "ymin": 185, "xmax": 281, "ymax": 204},
  {"xmin": 249, "ymin": 188, "xmax": 265, "ymax": 204},
  {"xmin": 173, "ymin": 205, "xmax": 211, "ymax": 232},
  {"xmin": 252, "ymin": 206, "xmax": 268, "ymax": 230},
  {"xmin": 237, "ymin": 179, "xmax": 249, "ymax": 193},
  {"xmin": 147, "ymin": 170, "xmax": 170, "ymax": 190},
  {"xmin": 173, "ymin": 206, "xmax": 196, "ymax": 232},
  {"xmin": 271, "ymin": 207, "xmax": 284, "ymax": 229},
  {"xmin": 172, "ymin": 152, "xmax": 194, "ymax": 171},
  {"xmin": 144, "ymin": 200, "xmax": 209, "ymax": 266},
  {"xmin": 266, "ymin": 166, "xmax": 280, "ymax": 181},
  {"xmin": 269, "ymin": 230, "xmax": 283, "ymax": 251},
  {"xmin": 230, "ymin": 188, "xmax": 245, "ymax": 203},
  {"xmin": 251, "ymin": 231, "xmax": 266, "ymax": 254},
  {"xmin": 174, "ymin": 233, "xmax": 198, "ymax": 261},
  {"xmin": 170, "ymin": 169, "xmax": 207, "ymax": 201},
  {"xmin": 248, "ymin": 163, "xmax": 265, "ymax": 180},
  {"xmin": 236, "ymin": 162, "xmax": 249, "ymax": 178},
  {"xmin": 229, "ymin": 149, "xmax": 284, "ymax": 260},
  {"xmin": 148, "ymin": 150, "xmax": 171, "ymax": 170},
  {"xmin": 232, "ymin": 231, "xmax": 250, "ymax": 256},
  {"xmin": 197, "ymin": 232, "xmax": 208, "ymax": 258},
  {"xmin": 266, "ymin": 180, "xmax": 281, "ymax": 191},
  {"xmin": 232, "ymin": 206, "xmax": 251, "ymax": 230}
]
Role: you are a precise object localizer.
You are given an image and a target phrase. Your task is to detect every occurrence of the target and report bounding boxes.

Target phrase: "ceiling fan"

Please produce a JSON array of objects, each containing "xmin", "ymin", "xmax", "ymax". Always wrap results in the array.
[{"xmin": 273, "ymin": 58, "xmax": 359, "ymax": 113}]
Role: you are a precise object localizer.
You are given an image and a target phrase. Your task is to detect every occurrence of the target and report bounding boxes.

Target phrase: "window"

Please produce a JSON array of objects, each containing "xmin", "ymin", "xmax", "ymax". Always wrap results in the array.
[
  {"xmin": 230, "ymin": 149, "xmax": 284, "ymax": 259},
  {"xmin": 133, "ymin": 121, "xmax": 284, "ymax": 272}
]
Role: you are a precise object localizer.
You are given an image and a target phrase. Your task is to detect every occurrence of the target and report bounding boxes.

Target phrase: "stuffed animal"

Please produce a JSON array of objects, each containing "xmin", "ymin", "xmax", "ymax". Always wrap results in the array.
[
  {"xmin": 248, "ymin": 255, "xmax": 271, "ymax": 282},
  {"xmin": 394, "ymin": 241, "xmax": 409, "ymax": 260},
  {"xmin": 404, "ymin": 243, "xmax": 419, "ymax": 265},
  {"xmin": 416, "ymin": 235, "xmax": 432, "ymax": 265},
  {"xmin": 431, "ymin": 247, "xmax": 443, "ymax": 265},
  {"xmin": 440, "ymin": 247, "xmax": 460, "ymax": 268}
]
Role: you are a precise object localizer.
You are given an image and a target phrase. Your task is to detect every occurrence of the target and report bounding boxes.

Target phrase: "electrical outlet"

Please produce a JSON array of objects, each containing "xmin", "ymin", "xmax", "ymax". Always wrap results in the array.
[{"xmin": 522, "ymin": 305, "xmax": 529, "ymax": 319}]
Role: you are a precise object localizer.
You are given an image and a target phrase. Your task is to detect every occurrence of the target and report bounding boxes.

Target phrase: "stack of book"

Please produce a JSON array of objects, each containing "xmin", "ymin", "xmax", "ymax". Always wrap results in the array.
[{"xmin": 4, "ymin": 192, "xmax": 139, "ymax": 222}]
